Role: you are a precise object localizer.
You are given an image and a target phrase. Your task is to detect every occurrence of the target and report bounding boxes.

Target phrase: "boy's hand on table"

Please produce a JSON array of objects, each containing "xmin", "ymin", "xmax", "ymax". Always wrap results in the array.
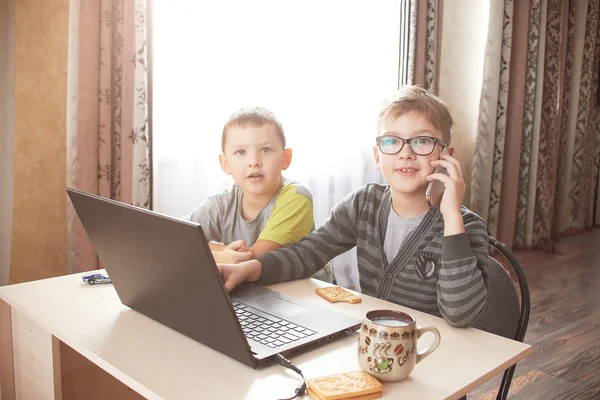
[
  {"xmin": 227, "ymin": 239, "xmax": 250, "ymax": 252},
  {"xmin": 217, "ymin": 260, "xmax": 263, "ymax": 292},
  {"xmin": 213, "ymin": 240, "xmax": 253, "ymax": 264}
]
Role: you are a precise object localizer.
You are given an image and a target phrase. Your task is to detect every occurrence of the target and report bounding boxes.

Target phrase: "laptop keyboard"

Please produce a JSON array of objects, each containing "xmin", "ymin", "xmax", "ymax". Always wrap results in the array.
[{"xmin": 232, "ymin": 301, "xmax": 316, "ymax": 348}]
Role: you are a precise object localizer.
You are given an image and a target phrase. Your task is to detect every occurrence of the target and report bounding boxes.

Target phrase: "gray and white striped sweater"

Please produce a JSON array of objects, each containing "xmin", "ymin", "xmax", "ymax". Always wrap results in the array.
[{"xmin": 256, "ymin": 183, "xmax": 489, "ymax": 327}]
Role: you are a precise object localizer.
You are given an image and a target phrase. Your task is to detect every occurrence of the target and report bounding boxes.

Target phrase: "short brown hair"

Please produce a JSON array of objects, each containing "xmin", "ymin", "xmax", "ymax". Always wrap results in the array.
[
  {"xmin": 377, "ymin": 86, "xmax": 453, "ymax": 144},
  {"xmin": 221, "ymin": 107, "xmax": 285, "ymax": 152}
]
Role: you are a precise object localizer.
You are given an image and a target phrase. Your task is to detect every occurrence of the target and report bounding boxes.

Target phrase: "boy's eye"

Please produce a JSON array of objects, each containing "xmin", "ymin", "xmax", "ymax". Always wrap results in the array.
[
  {"xmin": 413, "ymin": 137, "xmax": 433, "ymax": 145},
  {"xmin": 234, "ymin": 149, "xmax": 246, "ymax": 156},
  {"xmin": 261, "ymin": 147, "xmax": 271, "ymax": 153},
  {"xmin": 381, "ymin": 137, "xmax": 398, "ymax": 147}
]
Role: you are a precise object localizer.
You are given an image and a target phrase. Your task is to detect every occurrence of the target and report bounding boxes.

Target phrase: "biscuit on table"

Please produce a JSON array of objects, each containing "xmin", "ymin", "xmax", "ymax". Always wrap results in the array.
[
  {"xmin": 315, "ymin": 286, "xmax": 362, "ymax": 304},
  {"xmin": 307, "ymin": 370, "xmax": 383, "ymax": 400},
  {"xmin": 307, "ymin": 387, "xmax": 383, "ymax": 400}
]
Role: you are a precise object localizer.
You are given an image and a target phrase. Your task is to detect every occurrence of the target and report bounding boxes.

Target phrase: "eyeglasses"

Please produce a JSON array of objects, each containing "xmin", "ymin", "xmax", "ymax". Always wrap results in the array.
[{"xmin": 375, "ymin": 135, "xmax": 447, "ymax": 156}]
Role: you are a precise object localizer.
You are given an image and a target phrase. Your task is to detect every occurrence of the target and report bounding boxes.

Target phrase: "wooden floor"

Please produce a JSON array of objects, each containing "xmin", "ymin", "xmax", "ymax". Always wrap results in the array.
[{"xmin": 469, "ymin": 229, "xmax": 600, "ymax": 400}]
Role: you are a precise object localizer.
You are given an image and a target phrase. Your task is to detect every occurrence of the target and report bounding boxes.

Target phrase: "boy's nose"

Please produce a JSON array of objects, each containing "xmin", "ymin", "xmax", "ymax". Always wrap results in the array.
[
  {"xmin": 248, "ymin": 153, "xmax": 262, "ymax": 167},
  {"xmin": 397, "ymin": 143, "xmax": 415, "ymax": 159}
]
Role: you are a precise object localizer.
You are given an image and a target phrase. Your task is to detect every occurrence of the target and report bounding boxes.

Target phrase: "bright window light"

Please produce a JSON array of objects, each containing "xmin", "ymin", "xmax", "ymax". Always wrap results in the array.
[{"xmin": 153, "ymin": 0, "xmax": 402, "ymax": 219}]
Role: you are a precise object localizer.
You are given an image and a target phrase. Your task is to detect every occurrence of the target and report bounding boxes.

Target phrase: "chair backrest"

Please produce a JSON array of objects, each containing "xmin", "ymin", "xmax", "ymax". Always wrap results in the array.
[
  {"xmin": 471, "ymin": 236, "xmax": 531, "ymax": 400},
  {"xmin": 471, "ymin": 257, "xmax": 520, "ymax": 339}
]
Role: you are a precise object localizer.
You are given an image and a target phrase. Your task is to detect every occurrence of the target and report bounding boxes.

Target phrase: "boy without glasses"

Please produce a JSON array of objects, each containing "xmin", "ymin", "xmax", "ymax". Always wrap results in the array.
[
  {"xmin": 215, "ymin": 86, "xmax": 488, "ymax": 328},
  {"xmin": 184, "ymin": 107, "xmax": 328, "ymax": 278}
]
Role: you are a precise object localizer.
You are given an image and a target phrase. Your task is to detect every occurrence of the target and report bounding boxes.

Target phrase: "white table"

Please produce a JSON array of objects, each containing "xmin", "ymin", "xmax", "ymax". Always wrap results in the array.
[{"xmin": 0, "ymin": 271, "xmax": 531, "ymax": 399}]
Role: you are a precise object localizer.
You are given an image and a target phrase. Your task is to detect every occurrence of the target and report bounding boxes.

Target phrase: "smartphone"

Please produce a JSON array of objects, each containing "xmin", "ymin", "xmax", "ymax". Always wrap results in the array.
[{"xmin": 426, "ymin": 147, "xmax": 450, "ymax": 210}]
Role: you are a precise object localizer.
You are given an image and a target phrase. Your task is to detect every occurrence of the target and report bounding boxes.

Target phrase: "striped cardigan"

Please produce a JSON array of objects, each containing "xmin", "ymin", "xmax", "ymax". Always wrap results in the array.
[{"xmin": 256, "ymin": 183, "xmax": 489, "ymax": 327}]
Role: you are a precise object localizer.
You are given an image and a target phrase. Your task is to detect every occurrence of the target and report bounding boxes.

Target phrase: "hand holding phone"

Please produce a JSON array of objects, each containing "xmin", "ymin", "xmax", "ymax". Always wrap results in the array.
[{"xmin": 426, "ymin": 147, "xmax": 450, "ymax": 210}]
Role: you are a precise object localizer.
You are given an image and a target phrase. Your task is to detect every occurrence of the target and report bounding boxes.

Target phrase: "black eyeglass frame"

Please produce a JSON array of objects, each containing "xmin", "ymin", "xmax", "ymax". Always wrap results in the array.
[{"xmin": 375, "ymin": 135, "xmax": 448, "ymax": 156}]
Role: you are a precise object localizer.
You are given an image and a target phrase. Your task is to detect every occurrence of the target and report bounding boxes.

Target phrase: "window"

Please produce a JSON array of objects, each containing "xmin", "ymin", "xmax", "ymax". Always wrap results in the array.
[{"xmin": 153, "ymin": 0, "xmax": 403, "ymax": 287}]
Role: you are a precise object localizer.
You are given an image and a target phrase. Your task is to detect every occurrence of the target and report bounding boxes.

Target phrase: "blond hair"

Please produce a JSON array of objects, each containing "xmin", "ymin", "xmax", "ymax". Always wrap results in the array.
[
  {"xmin": 221, "ymin": 107, "xmax": 285, "ymax": 152},
  {"xmin": 377, "ymin": 86, "xmax": 453, "ymax": 144}
]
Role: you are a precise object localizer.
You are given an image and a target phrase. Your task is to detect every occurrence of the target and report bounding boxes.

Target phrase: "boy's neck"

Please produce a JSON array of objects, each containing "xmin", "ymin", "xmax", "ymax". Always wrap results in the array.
[
  {"xmin": 390, "ymin": 189, "xmax": 430, "ymax": 217},
  {"xmin": 241, "ymin": 184, "xmax": 281, "ymax": 221}
]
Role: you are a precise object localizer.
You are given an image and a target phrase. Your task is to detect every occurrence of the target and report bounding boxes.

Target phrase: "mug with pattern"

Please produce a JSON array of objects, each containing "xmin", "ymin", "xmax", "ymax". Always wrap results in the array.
[{"xmin": 357, "ymin": 310, "xmax": 441, "ymax": 382}]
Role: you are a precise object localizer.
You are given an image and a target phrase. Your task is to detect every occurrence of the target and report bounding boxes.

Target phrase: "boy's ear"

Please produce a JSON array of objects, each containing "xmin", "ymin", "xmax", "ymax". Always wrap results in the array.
[
  {"xmin": 281, "ymin": 148, "xmax": 293, "ymax": 170},
  {"xmin": 373, "ymin": 146, "xmax": 381, "ymax": 171},
  {"xmin": 446, "ymin": 146, "xmax": 455, "ymax": 157},
  {"xmin": 219, "ymin": 154, "xmax": 231, "ymax": 175}
]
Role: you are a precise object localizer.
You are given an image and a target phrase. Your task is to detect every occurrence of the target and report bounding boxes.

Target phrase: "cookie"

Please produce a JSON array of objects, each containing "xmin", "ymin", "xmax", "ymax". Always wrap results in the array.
[
  {"xmin": 306, "ymin": 388, "xmax": 383, "ymax": 400},
  {"xmin": 307, "ymin": 387, "xmax": 383, "ymax": 400},
  {"xmin": 307, "ymin": 370, "xmax": 383, "ymax": 400},
  {"xmin": 316, "ymin": 286, "xmax": 362, "ymax": 304}
]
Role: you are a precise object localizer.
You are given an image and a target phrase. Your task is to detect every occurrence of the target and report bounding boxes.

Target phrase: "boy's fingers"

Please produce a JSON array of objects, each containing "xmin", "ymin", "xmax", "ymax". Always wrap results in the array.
[
  {"xmin": 234, "ymin": 252, "xmax": 252, "ymax": 262},
  {"xmin": 224, "ymin": 269, "xmax": 245, "ymax": 292},
  {"xmin": 431, "ymin": 159, "xmax": 461, "ymax": 180},
  {"xmin": 224, "ymin": 279, "xmax": 235, "ymax": 293},
  {"xmin": 216, "ymin": 265, "xmax": 234, "ymax": 292},
  {"xmin": 228, "ymin": 240, "xmax": 244, "ymax": 250},
  {"xmin": 216, "ymin": 265, "xmax": 229, "ymax": 286},
  {"xmin": 439, "ymin": 154, "xmax": 464, "ymax": 180},
  {"xmin": 427, "ymin": 173, "xmax": 452, "ymax": 184}
]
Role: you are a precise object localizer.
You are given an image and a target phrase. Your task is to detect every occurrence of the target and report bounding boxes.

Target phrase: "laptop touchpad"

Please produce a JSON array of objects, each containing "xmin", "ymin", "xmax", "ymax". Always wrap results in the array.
[{"xmin": 249, "ymin": 296, "xmax": 309, "ymax": 317}]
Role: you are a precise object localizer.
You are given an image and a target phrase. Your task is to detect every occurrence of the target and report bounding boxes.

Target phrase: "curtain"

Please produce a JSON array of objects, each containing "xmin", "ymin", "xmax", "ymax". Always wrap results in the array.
[
  {"xmin": 471, "ymin": 0, "xmax": 514, "ymax": 238},
  {"xmin": 405, "ymin": 0, "xmax": 443, "ymax": 92},
  {"xmin": 472, "ymin": 0, "xmax": 600, "ymax": 249},
  {"xmin": 514, "ymin": 0, "xmax": 544, "ymax": 248},
  {"xmin": 67, "ymin": 0, "xmax": 151, "ymax": 273},
  {"xmin": 567, "ymin": 0, "xmax": 600, "ymax": 233},
  {"xmin": 530, "ymin": 0, "xmax": 565, "ymax": 249}
]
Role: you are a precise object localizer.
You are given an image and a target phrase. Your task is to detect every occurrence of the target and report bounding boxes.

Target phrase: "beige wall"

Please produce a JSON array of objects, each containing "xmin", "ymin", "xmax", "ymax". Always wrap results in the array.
[
  {"xmin": 9, "ymin": 0, "xmax": 70, "ymax": 283},
  {"xmin": 439, "ymin": 0, "xmax": 490, "ymax": 208},
  {"xmin": 0, "ymin": 0, "xmax": 15, "ymax": 288}
]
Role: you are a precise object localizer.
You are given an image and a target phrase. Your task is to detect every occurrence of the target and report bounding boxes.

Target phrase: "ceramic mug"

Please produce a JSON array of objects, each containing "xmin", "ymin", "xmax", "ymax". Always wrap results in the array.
[{"xmin": 357, "ymin": 310, "xmax": 441, "ymax": 382}]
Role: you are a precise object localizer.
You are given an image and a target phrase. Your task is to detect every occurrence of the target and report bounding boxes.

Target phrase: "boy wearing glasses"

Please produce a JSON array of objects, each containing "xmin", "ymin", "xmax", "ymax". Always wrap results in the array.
[{"xmin": 217, "ymin": 87, "xmax": 488, "ymax": 328}]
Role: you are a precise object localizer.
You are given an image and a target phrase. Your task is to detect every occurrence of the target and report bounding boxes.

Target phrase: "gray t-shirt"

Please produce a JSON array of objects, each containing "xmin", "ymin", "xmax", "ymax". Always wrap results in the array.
[
  {"xmin": 383, "ymin": 207, "xmax": 427, "ymax": 264},
  {"xmin": 182, "ymin": 178, "xmax": 314, "ymax": 247}
]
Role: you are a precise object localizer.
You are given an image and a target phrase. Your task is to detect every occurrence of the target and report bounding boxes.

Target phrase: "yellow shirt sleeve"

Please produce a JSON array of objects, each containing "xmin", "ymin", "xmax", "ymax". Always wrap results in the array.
[{"xmin": 257, "ymin": 183, "xmax": 314, "ymax": 246}]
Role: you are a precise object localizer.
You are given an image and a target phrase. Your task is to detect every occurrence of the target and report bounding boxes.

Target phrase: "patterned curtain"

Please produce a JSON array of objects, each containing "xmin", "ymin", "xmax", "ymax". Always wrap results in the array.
[
  {"xmin": 472, "ymin": 0, "xmax": 600, "ymax": 249},
  {"xmin": 403, "ymin": 0, "xmax": 443, "ymax": 92},
  {"xmin": 568, "ymin": 0, "xmax": 600, "ymax": 232},
  {"xmin": 514, "ymin": 0, "xmax": 543, "ymax": 248},
  {"xmin": 471, "ymin": 0, "xmax": 514, "ymax": 237},
  {"xmin": 67, "ymin": 0, "xmax": 151, "ymax": 273},
  {"xmin": 529, "ymin": 0, "xmax": 566, "ymax": 249}
]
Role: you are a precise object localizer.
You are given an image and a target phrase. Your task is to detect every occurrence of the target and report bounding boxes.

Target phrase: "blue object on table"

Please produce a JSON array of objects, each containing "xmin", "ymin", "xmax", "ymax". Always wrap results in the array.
[{"xmin": 82, "ymin": 272, "xmax": 112, "ymax": 285}]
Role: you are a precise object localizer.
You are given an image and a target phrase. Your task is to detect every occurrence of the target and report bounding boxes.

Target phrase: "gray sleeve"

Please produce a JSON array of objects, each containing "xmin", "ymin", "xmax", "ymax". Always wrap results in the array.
[
  {"xmin": 436, "ymin": 212, "xmax": 489, "ymax": 328},
  {"xmin": 256, "ymin": 189, "xmax": 363, "ymax": 286},
  {"xmin": 182, "ymin": 196, "xmax": 223, "ymax": 243}
]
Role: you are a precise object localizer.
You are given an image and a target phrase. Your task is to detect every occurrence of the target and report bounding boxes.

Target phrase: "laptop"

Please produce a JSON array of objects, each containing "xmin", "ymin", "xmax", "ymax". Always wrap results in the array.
[{"xmin": 67, "ymin": 188, "xmax": 361, "ymax": 368}]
